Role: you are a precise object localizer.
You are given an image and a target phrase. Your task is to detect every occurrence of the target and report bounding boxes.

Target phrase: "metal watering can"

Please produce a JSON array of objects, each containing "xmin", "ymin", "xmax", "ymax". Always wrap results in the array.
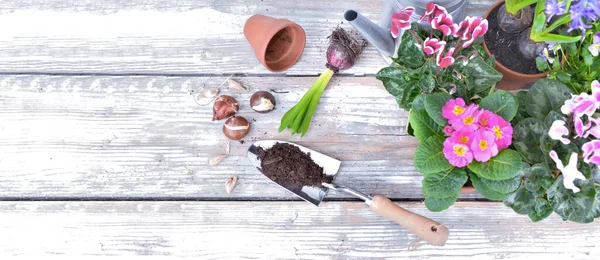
[{"xmin": 345, "ymin": 0, "xmax": 469, "ymax": 63}]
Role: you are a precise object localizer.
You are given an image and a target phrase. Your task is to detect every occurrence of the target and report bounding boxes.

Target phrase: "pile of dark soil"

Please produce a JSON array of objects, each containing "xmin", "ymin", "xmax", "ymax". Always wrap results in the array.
[{"xmin": 258, "ymin": 143, "xmax": 333, "ymax": 188}]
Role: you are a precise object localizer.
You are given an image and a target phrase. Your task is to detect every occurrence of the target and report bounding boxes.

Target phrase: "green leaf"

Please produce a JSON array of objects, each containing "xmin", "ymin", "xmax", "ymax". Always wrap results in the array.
[
  {"xmin": 414, "ymin": 136, "xmax": 452, "ymax": 175},
  {"xmin": 453, "ymin": 56, "xmax": 502, "ymax": 94},
  {"xmin": 424, "ymin": 92, "xmax": 452, "ymax": 127},
  {"xmin": 583, "ymin": 46, "xmax": 594, "ymax": 66},
  {"xmin": 479, "ymin": 90, "xmax": 519, "ymax": 121},
  {"xmin": 376, "ymin": 67, "xmax": 420, "ymax": 111},
  {"xmin": 392, "ymin": 31, "xmax": 425, "ymax": 69},
  {"xmin": 467, "ymin": 149, "xmax": 523, "ymax": 180},
  {"xmin": 513, "ymin": 118, "xmax": 547, "ymax": 164},
  {"xmin": 412, "ymin": 95, "xmax": 426, "ymax": 110},
  {"xmin": 470, "ymin": 173, "xmax": 509, "ymax": 201},
  {"xmin": 480, "ymin": 174, "xmax": 522, "ymax": 193},
  {"xmin": 548, "ymin": 177, "xmax": 598, "ymax": 223},
  {"xmin": 529, "ymin": 198, "xmax": 553, "ymax": 222},
  {"xmin": 544, "ymin": 111, "xmax": 565, "ymax": 129},
  {"xmin": 408, "ymin": 109, "xmax": 444, "ymax": 142},
  {"xmin": 418, "ymin": 74, "xmax": 435, "ymax": 93},
  {"xmin": 526, "ymin": 79, "xmax": 572, "ymax": 120},
  {"xmin": 504, "ymin": 186, "xmax": 536, "ymax": 215},
  {"xmin": 556, "ymin": 72, "xmax": 571, "ymax": 84},
  {"xmin": 422, "ymin": 168, "xmax": 468, "ymax": 198},
  {"xmin": 535, "ymin": 56, "xmax": 548, "ymax": 71},
  {"xmin": 512, "ymin": 91, "xmax": 530, "ymax": 124},
  {"xmin": 425, "ymin": 195, "xmax": 458, "ymax": 212}
]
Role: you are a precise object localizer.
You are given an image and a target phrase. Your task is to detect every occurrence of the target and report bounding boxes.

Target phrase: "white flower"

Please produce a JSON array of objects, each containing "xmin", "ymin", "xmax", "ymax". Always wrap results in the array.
[
  {"xmin": 548, "ymin": 120, "xmax": 571, "ymax": 144},
  {"xmin": 549, "ymin": 151, "xmax": 586, "ymax": 193}
]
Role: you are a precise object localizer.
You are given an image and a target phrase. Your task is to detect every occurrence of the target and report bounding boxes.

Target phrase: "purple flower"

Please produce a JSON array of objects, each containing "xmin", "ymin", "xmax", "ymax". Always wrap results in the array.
[
  {"xmin": 545, "ymin": 0, "xmax": 566, "ymax": 22},
  {"xmin": 568, "ymin": 0, "xmax": 598, "ymax": 34}
]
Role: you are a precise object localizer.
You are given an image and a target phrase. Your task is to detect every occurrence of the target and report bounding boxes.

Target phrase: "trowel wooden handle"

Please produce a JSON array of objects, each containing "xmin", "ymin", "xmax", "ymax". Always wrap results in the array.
[{"xmin": 369, "ymin": 195, "xmax": 449, "ymax": 246}]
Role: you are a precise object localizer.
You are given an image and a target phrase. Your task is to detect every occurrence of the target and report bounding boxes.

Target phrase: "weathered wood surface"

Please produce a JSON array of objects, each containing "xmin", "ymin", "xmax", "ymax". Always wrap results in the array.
[
  {"xmin": 0, "ymin": 0, "xmax": 493, "ymax": 75},
  {"xmin": 0, "ymin": 201, "xmax": 598, "ymax": 258},
  {"xmin": 0, "ymin": 75, "xmax": 485, "ymax": 200}
]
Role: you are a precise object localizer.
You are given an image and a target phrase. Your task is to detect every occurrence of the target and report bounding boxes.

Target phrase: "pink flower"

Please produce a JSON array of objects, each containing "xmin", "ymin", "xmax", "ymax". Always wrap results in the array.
[
  {"xmin": 443, "ymin": 138, "xmax": 473, "ymax": 167},
  {"xmin": 431, "ymin": 12, "xmax": 458, "ymax": 37},
  {"xmin": 491, "ymin": 117, "xmax": 513, "ymax": 149},
  {"xmin": 471, "ymin": 130, "xmax": 499, "ymax": 162},
  {"xmin": 549, "ymin": 150, "xmax": 586, "ymax": 193},
  {"xmin": 477, "ymin": 109, "xmax": 498, "ymax": 129},
  {"xmin": 561, "ymin": 93, "xmax": 598, "ymax": 118},
  {"xmin": 442, "ymin": 98, "xmax": 467, "ymax": 124},
  {"xmin": 585, "ymin": 117, "xmax": 600, "ymax": 138},
  {"xmin": 436, "ymin": 46, "xmax": 456, "ymax": 68},
  {"xmin": 592, "ymin": 80, "xmax": 600, "ymax": 102},
  {"xmin": 419, "ymin": 2, "xmax": 448, "ymax": 23},
  {"xmin": 582, "ymin": 140, "xmax": 600, "ymax": 165},
  {"xmin": 390, "ymin": 7, "xmax": 415, "ymax": 38},
  {"xmin": 574, "ymin": 117, "xmax": 592, "ymax": 138},
  {"xmin": 448, "ymin": 131, "xmax": 474, "ymax": 146},
  {"xmin": 443, "ymin": 125, "xmax": 454, "ymax": 136},
  {"xmin": 548, "ymin": 120, "xmax": 571, "ymax": 144},
  {"xmin": 454, "ymin": 17, "xmax": 489, "ymax": 48},
  {"xmin": 452, "ymin": 104, "xmax": 479, "ymax": 132},
  {"xmin": 423, "ymin": 37, "xmax": 446, "ymax": 56}
]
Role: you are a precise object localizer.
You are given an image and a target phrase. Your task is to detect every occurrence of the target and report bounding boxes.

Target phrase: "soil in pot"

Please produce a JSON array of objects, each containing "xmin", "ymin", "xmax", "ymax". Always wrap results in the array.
[
  {"xmin": 265, "ymin": 28, "xmax": 294, "ymax": 63},
  {"xmin": 258, "ymin": 143, "xmax": 333, "ymax": 189},
  {"xmin": 484, "ymin": 5, "xmax": 540, "ymax": 75}
]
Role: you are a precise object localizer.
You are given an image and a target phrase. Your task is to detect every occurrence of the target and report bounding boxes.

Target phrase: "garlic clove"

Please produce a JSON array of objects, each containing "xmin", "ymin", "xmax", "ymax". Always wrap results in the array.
[
  {"xmin": 227, "ymin": 79, "xmax": 247, "ymax": 91},
  {"xmin": 225, "ymin": 176, "xmax": 238, "ymax": 196},
  {"xmin": 208, "ymin": 154, "xmax": 227, "ymax": 166}
]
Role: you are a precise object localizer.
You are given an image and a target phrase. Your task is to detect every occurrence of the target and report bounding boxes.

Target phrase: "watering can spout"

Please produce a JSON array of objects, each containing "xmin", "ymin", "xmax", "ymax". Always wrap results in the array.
[{"xmin": 344, "ymin": 10, "xmax": 396, "ymax": 58}]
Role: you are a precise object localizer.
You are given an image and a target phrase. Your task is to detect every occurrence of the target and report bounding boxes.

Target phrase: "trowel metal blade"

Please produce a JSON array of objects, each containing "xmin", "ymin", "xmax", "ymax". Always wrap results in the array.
[{"xmin": 247, "ymin": 140, "xmax": 341, "ymax": 206}]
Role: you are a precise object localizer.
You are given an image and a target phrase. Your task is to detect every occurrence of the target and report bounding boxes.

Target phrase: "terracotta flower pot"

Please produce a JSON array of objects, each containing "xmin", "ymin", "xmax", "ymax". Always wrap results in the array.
[
  {"xmin": 461, "ymin": 186, "xmax": 476, "ymax": 193},
  {"xmin": 243, "ymin": 14, "xmax": 306, "ymax": 72},
  {"xmin": 482, "ymin": 0, "xmax": 545, "ymax": 90}
]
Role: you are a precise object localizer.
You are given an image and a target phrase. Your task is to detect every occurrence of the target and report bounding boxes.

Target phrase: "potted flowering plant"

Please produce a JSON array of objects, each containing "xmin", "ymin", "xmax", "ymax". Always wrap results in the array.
[
  {"xmin": 509, "ymin": 78, "xmax": 600, "ymax": 223},
  {"xmin": 535, "ymin": 2, "xmax": 600, "ymax": 94},
  {"xmin": 483, "ymin": 0, "xmax": 599, "ymax": 90},
  {"xmin": 377, "ymin": 4, "xmax": 525, "ymax": 212}
]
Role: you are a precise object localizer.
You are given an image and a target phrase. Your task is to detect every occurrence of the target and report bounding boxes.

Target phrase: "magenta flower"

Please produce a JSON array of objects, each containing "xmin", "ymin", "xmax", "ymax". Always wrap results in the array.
[
  {"xmin": 431, "ymin": 12, "xmax": 458, "ymax": 37},
  {"xmin": 441, "ymin": 98, "xmax": 467, "ymax": 124},
  {"xmin": 582, "ymin": 140, "xmax": 600, "ymax": 165},
  {"xmin": 561, "ymin": 93, "xmax": 598, "ymax": 118},
  {"xmin": 591, "ymin": 80, "xmax": 600, "ymax": 102},
  {"xmin": 452, "ymin": 104, "xmax": 479, "ymax": 132},
  {"xmin": 390, "ymin": 7, "xmax": 415, "ymax": 38},
  {"xmin": 443, "ymin": 125, "xmax": 454, "ymax": 136},
  {"xmin": 448, "ymin": 131, "xmax": 474, "ymax": 146},
  {"xmin": 491, "ymin": 118, "xmax": 513, "ymax": 149},
  {"xmin": 549, "ymin": 120, "xmax": 571, "ymax": 144},
  {"xmin": 454, "ymin": 17, "xmax": 489, "ymax": 48},
  {"xmin": 419, "ymin": 2, "xmax": 448, "ymax": 23},
  {"xmin": 574, "ymin": 117, "xmax": 592, "ymax": 138},
  {"xmin": 476, "ymin": 109, "xmax": 498, "ymax": 129},
  {"xmin": 436, "ymin": 46, "xmax": 456, "ymax": 68},
  {"xmin": 443, "ymin": 138, "xmax": 473, "ymax": 167},
  {"xmin": 585, "ymin": 117, "xmax": 600, "ymax": 138},
  {"xmin": 549, "ymin": 151, "xmax": 586, "ymax": 193},
  {"xmin": 423, "ymin": 37, "xmax": 446, "ymax": 56},
  {"xmin": 470, "ymin": 130, "xmax": 499, "ymax": 162}
]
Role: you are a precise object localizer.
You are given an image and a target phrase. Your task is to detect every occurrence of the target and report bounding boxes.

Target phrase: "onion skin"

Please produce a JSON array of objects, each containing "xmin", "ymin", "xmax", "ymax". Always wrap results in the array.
[{"xmin": 326, "ymin": 44, "xmax": 354, "ymax": 71}]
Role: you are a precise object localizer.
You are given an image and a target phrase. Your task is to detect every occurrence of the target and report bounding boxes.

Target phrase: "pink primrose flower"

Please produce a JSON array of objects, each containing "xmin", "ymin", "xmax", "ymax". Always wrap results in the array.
[
  {"xmin": 491, "ymin": 117, "xmax": 513, "ymax": 149},
  {"xmin": 470, "ymin": 129, "xmax": 499, "ymax": 162},
  {"xmin": 441, "ymin": 98, "xmax": 467, "ymax": 124},
  {"xmin": 443, "ymin": 138, "xmax": 473, "ymax": 167},
  {"xmin": 452, "ymin": 104, "xmax": 479, "ymax": 132}
]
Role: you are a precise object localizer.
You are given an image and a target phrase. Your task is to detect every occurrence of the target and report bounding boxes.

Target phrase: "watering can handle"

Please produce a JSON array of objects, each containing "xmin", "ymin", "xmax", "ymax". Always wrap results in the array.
[{"xmin": 369, "ymin": 195, "xmax": 449, "ymax": 246}]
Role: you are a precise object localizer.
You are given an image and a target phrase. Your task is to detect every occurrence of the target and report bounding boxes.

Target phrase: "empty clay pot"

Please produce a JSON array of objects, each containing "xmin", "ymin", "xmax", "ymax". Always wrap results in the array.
[{"xmin": 244, "ymin": 14, "xmax": 306, "ymax": 72}]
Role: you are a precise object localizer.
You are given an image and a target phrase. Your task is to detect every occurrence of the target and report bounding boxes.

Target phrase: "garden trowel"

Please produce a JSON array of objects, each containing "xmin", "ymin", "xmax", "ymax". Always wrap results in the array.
[{"xmin": 248, "ymin": 140, "xmax": 449, "ymax": 246}]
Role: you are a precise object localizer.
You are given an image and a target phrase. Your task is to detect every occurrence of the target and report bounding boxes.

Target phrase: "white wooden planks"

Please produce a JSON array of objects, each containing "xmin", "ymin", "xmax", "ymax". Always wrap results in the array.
[
  {"xmin": 0, "ymin": 201, "xmax": 597, "ymax": 258},
  {"xmin": 1, "ymin": 75, "xmax": 486, "ymax": 199},
  {"xmin": 0, "ymin": 0, "xmax": 493, "ymax": 75}
]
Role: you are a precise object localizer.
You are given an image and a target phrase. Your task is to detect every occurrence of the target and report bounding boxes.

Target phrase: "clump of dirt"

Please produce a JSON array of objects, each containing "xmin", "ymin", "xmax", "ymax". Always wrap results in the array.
[{"xmin": 258, "ymin": 143, "xmax": 333, "ymax": 188}]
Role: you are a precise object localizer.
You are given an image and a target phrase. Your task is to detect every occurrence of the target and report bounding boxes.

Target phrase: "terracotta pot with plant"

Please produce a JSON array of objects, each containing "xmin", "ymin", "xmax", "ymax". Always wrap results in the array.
[{"xmin": 376, "ymin": 3, "xmax": 524, "ymax": 211}]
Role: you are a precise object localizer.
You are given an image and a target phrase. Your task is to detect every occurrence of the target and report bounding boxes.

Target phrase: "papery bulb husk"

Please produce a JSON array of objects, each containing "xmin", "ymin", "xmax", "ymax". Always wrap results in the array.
[
  {"xmin": 212, "ymin": 95, "xmax": 239, "ymax": 121},
  {"xmin": 225, "ymin": 176, "xmax": 238, "ymax": 196},
  {"xmin": 517, "ymin": 27, "xmax": 546, "ymax": 60},
  {"xmin": 208, "ymin": 154, "xmax": 227, "ymax": 166},
  {"xmin": 227, "ymin": 79, "xmax": 247, "ymax": 91},
  {"xmin": 325, "ymin": 27, "xmax": 367, "ymax": 71}
]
